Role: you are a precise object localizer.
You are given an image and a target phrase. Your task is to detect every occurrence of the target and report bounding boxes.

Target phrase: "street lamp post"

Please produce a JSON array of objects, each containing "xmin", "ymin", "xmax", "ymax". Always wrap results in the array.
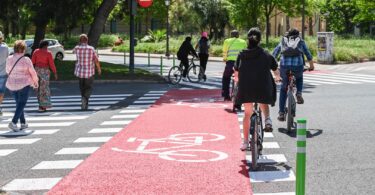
[
  {"xmin": 165, "ymin": 0, "xmax": 170, "ymax": 57},
  {"xmin": 302, "ymin": 0, "xmax": 305, "ymax": 39}
]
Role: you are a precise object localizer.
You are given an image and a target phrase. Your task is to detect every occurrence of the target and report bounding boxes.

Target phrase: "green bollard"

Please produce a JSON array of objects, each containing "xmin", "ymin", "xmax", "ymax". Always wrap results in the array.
[
  {"xmin": 296, "ymin": 119, "xmax": 307, "ymax": 195},
  {"xmin": 173, "ymin": 54, "xmax": 176, "ymax": 67},
  {"xmin": 148, "ymin": 52, "xmax": 151, "ymax": 67},
  {"xmin": 160, "ymin": 56, "xmax": 163, "ymax": 76}
]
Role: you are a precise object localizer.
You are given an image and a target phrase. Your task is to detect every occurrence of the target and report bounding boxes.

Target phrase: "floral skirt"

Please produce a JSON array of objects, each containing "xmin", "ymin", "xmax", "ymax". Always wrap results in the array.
[{"xmin": 35, "ymin": 67, "xmax": 52, "ymax": 108}]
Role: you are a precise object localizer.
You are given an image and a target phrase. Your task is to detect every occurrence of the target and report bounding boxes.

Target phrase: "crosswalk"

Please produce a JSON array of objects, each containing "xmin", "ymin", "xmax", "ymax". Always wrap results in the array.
[
  {"xmin": 173, "ymin": 71, "xmax": 375, "ymax": 90},
  {"xmin": 237, "ymin": 112, "xmax": 295, "ymax": 195},
  {"xmin": 0, "ymin": 91, "xmax": 167, "ymax": 194}
]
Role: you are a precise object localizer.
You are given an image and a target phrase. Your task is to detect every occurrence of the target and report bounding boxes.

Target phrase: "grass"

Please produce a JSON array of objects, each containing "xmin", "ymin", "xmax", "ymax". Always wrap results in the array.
[{"xmin": 55, "ymin": 60, "xmax": 163, "ymax": 81}]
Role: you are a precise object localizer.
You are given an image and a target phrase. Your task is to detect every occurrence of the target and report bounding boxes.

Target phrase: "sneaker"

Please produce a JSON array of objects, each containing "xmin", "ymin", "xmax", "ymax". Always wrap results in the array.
[
  {"xmin": 203, "ymin": 75, "xmax": 207, "ymax": 82},
  {"xmin": 296, "ymin": 93, "xmax": 304, "ymax": 104},
  {"xmin": 20, "ymin": 123, "xmax": 28, "ymax": 130},
  {"xmin": 240, "ymin": 142, "xmax": 250, "ymax": 151},
  {"xmin": 264, "ymin": 117, "xmax": 273, "ymax": 132},
  {"xmin": 8, "ymin": 122, "xmax": 20, "ymax": 132},
  {"xmin": 277, "ymin": 112, "xmax": 286, "ymax": 122}
]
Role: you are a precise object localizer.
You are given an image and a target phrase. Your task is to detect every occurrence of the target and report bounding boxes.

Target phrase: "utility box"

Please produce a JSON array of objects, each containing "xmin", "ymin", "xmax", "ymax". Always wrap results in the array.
[{"xmin": 317, "ymin": 32, "xmax": 334, "ymax": 64}]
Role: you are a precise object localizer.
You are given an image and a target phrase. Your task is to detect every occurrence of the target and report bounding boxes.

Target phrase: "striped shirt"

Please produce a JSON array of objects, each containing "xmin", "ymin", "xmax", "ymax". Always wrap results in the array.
[
  {"xmin": 6, "ymin": 53, "xmax": 38, "ymax": 91},
  {"xmin": 272, "ymin": 40, "xmax": 313, "ymax": 69},
  {"xmin": 73, "ymin": 44, "xmax": 98, "ymax": 78}
]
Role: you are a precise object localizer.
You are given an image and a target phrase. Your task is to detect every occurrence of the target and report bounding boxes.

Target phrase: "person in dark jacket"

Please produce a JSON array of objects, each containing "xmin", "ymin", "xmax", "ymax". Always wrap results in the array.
[
  {"xmin": 177, "ymin": 37, "xmax": 198, "ymax": 79},
  {"xmin": 195, "ymin": 32, "xmax": 210, "ymax": 81},
  {"xmin": 234, "ymin": 28, "xmax": 280, "ymax": 151}
]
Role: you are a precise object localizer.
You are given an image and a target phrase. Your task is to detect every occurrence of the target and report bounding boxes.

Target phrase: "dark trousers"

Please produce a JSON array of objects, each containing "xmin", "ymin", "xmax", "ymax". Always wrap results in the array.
[
  {"xmin": 11, "ymin": 86, "xmax": 30, "ymax": 124},
  {"xmin": 222, "ymin": 60, "xmax": 235, "ymax": 98},
  {"xmin": 180, "ymin": 57, "xmax": 189, "ymax": 77},
  {"xmin": 279, "ymin": 66, "xmax": 303, "ymax": 113},
  {"xmin": 79, "ymin": 77, "xmax": 94, "ymax": 107},
  {"xmin": 199, "ymin": 53, "xmax": 209, "ymax": 74}
]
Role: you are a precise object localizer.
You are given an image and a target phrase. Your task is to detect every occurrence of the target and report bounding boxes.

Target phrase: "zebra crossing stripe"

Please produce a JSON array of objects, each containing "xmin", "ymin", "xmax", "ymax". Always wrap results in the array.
[
  {"xmin": 329, "ymin": 73, "xmax": 375, "ymax": 82},
  {"xmin": 246, "ymin": 154, "xmax": 287, "ymax": 164},
  {"xmin": 101, "ymin": 121, "xmax": 131, "ymax": 125},
  {"xmin": 249, "ymin": 170, "xmax": 296, "ymax": 183},
  {"xmin": 2, "ymin": 97, "xmax": 125, "ymax": 103},
  {"xmin": 254, "ymin": 192, "xmax": 295, "ymax": 195},
  {"xmin": 263, "ymin": 142, "xmax": 280, "ymax": 148},
  {"xmin": 2, "ymin": 106, "xmax": 108, "ymax": 112},
  {"xmin": 32, "ymin": 160, "xmax": 83, "ymax": 170},
  {"xmin": 111, "ymin": 114, "xmax": 139, "ymax": 119},
  {"xmin": 2, "ymin": 116, "xmax": 88, "ymax": 121},
  {"xmin": 148, "ymin": 91, "xmax": 167, "ymax": 93},
  {"xmin": 0, "ymin": 138, "xmax": 41, "ymax": 145},
  {"xmin": 316, "ymin": 73, "xmax": 375, "ymax": 83},
  {"xmin": 55, "ymin": 147, "xmax": 99, "ymax": 155},
  {"xmin": 133, "ymin": 100, "xmax": 156, "ymax": 104},
  {"xmin": 120, "ymin": 109, "xmax": 145, "ymax": 113},
  {"xmin": 89, "ymin": 128, "xmax": 122, "ymax": 133},
  {"xmin": 0, "ymin": 149, "xmax": 18, "ymax": 156},
  {"xmin": 138, "ymin": 97, "xmax": 160, "ymax": 100},
  {"xmin": 73, "ymin": 137, "xmax": 112, "ymax": 143},
  {"xmin": 0, "ymin": 129, "xmax": 59, "ymax": 135},
  {"xmin": 2, "ymin": 178, "xmax": 62, "ymax": 191},
  {"xmin": 333, "ymin": 72, "xmax": 375, "ymax": 79},
  {"xmin": 304, "ymin": 79, "xmax": 340, "ymax": 85},
  {"xmin": 180, "ymin": 82, "xmax": 218, "ymax": 89},
  {"xmin": 0, "ymin": 122, "xmax": 74, "ymax": 128},
  {"xmin": 144, "ymin": 94, "xmax": 163, "ymax": 96},
  {"xmin": 304, "ymin": 75, "xmax": 360, "ymax": 84}
]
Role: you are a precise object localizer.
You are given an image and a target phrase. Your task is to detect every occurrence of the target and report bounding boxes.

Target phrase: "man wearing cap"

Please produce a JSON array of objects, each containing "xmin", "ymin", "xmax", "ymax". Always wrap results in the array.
[
  {"xmin": 0, "ymin": 32, "xmax": 9, "ymax": 115},
  {"xmin": 222, "ymin": 30, "xmax": 247, "ymax": 101}
]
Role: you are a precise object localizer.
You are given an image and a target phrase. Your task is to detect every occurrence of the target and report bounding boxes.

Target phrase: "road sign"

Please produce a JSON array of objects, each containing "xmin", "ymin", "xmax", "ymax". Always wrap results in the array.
[{"xmin": 138, "ymin": 0, "xmax": 153, "ymax": 8}]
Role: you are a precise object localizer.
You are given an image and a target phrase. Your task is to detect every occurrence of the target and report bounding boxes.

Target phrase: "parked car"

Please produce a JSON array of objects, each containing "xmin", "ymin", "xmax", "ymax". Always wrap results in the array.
[{"xmin": 9, "ymin": 39, "xmax": 65, "ymax": 60}]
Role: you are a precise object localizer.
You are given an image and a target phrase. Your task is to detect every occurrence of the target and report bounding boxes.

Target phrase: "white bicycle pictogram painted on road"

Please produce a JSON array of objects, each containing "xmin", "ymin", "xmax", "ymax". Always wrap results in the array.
[{"xmin": 112, "ymin": 133, "xmax": 228, "ymax": 163}]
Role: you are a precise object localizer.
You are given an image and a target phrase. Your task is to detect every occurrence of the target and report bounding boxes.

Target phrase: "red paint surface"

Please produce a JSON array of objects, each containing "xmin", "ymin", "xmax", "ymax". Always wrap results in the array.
[
  {"xmin": 138, "ymin": 0, "xmax": 153, "ymax": 8},
  {"xmin": 48, "ymin": 89, "xmax": 252, "ymax": 195}
]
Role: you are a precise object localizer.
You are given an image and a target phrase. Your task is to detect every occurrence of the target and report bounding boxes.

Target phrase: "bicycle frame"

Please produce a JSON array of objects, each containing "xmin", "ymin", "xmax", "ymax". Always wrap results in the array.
[
  {"xmin": 249, "ymin": 103, "xmax": 264, "ymax": 169},
  {"xmin": 286, "ymin": 71, "xmax": 297, "ymax": 131}
]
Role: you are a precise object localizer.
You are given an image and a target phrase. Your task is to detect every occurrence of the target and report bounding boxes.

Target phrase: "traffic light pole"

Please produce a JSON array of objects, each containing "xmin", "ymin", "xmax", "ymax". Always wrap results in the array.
[{"xmin": 129, "ymin": 0, "xmax": 136, "ymax": 74}]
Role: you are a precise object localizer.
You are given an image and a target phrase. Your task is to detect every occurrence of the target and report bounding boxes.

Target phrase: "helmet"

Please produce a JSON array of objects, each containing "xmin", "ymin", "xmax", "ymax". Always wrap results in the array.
[{"xmin": 230, "ymin": 30, "xmax": 239, "ymax": 38}]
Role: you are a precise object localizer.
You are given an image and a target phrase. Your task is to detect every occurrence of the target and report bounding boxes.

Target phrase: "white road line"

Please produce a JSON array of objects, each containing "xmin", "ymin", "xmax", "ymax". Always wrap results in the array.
[
  {"xmin": 111, "ymin": 114, "xmax": 139, "ymax": 119},
  {"xmin": 2, "ymin": 178, "xmax": 62, "ymax": 191},
  {"xmin": 55, "ymin": 147, "xmax": 99, "ymax": 155},
  {"xmin": 246, "ymin": 154, "xmax": 287, "ymax": 164},
  {"xmin": 2, "ymin": 101, "xmax": 118, "ymax": 108},
  {"xmin": 0, "ymin": 138, "xmax": 41, "ymax": 145},
  {"xmin": 317, "ymin": 73, "xmax": 375, "ymax": 83},
  {"xmin": 144, "ymin": 94, "xmax": 163, "ymax": 96},
  {"xmin": 89, "ymin": 128, "xmax": 122, "ymax": 133},
  {"xmin": 73, "ymin": 137, "xmax": 112, "ymax": 143},
  {"xmin": 304, "ymin": 79, "xmax": 338, "ymax": 85},
  {"xmin": 120, "ymin": 109, "xmax": 145, "ymax": 113},
  {"xmin": 180, "ymin": 82, "xmax": 218, "ymax": 89},
  {"xmin": 101, "ymin": 121, "xmax": 131, "ymax": 126},
  {"xmin": 254, "ymin": 192, "xmax": 295, "ymax": 195},
  {"xmin": 2, "ymin": 106, "xmax": 108, "ymax": 112},
  {"xmin": 304, "ymin": 75, "xmax": 360, "ymax": 84},
  {"xmin": 329, "ymin": 73, "xmax": 375, "ymax": 81},
  {"xmin": 32, "ymin": 160, "xmax": 83, "ymax": 170},
  {"xmin": 148, "ymin": 91, "xmax": 167, "ymax": 93},
  {"xmin": 138, "ymin": 97, "xmax": 160, "ymax": 100},
  {"xmin": 263, "ymin": 142, "xmax": 280, "ymax": 148},
  {"xmin": 0, "ymin": 149, "xmax": 18, "ymax": 156},
  {"xmin": 133, "ymin": 100, "xmax": 156, "ymax": 104},
  {"xmin": 0, "ymin": 122, "xmax": 74, "ymax": 128},
  {"xmin": 2, "ymin": 116, "xmax": 88, "ymax": 121},
  {"xmin": 333, "ymin": 72, "xmax": 375, "ymax": 79},
  {"xmin": 126, "ymin": 105, "xmax": 150, "ymax": 109},
  {"xmin": 249, "ymin": 170, "xmax": 296, "ymax": 183},
  {"xmin": 0, "ymin": 129, "xmax": 59, "ymax": 135},
  {"xmin": 2, "ymin": 97, "xmax": 125, "ymax": 103}
]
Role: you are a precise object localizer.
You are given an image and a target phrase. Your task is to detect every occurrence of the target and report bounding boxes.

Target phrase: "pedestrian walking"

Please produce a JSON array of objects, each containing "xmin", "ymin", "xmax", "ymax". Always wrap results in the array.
[
  {"xmin": 32, "ymin": 40, "xmax": 58, "ymax": 112},
  {"xmin": 73, "ymin": 34, "xmax": 101, "ymax": 110},
  {"xmin": 0, "ymin": 31, "xmax": 9, "ymax": 116},
  {"xmin": 222, "ymin": 30, "xmax": 246, "ymax": 101},
  {"xmin": 272, "ymin": 28, "xmax": 314, "ymax": 121},
  {"xmin": 195, "ymin": 32, "xmax": 210, "ymax": 81},
  {"xmin": 6, "ymin": 40, "xmax": 39, "ymax": 131}
]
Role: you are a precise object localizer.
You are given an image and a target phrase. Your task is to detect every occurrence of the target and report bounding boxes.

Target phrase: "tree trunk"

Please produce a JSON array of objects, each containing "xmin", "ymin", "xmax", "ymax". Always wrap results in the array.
[
  {"xmin": 32, "ymin": 23, "xmax": 47, "ymax": 54},
  {"xmin": 11, "ymin": 21, "xmax": 17, "ymax": 37},
  {"xmin": 3, "ymin": 21, "xmax": 9, "ymax": 39},
  {"xmin": 286, "ymin": 16, "xmax": 290, "ymax": 32},
  {"xmin": 21, "ymin": 25, "xmax": 27, "ymax": 40},
  {"xmin": 88, "ymin": 0, "xmax": 119, "ymax": 48},
  {"xmin": 266, "ymin": 15, "xmax": 270, "ymax": 45},
  {"xmin": 308, "ymin": 17, "xmax": 313, "ymax": 36}
]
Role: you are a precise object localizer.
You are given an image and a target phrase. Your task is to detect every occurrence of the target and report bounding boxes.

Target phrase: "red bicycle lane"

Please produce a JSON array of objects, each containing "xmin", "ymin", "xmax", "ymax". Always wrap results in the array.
[{"xmin": 48, "ymin": 89, "xmax": 252, "ymax": 195}]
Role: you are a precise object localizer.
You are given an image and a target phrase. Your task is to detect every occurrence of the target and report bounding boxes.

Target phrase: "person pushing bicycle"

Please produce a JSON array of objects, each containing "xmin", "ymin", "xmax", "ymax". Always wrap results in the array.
[
  {"xmin": 272, "ymin": 28, "xmax": 314, "ymax": 122},
  {"xmin": 177, "ymin": 37, "xmax": 199, "ymax": 80},
  {"xmin": 234, "ymin": 28, "xmax": 280, "ymax": 151}
]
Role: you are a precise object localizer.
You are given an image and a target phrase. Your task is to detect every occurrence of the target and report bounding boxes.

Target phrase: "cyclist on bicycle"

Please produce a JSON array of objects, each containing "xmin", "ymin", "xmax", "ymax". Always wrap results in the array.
[
  {"xmin": 234, "ymin": 28, "xmax": 280, "ymax": 151},
  {"xmin": 272, "ymin": 28, "xmax": 315, "ymax": 121},
  {"xmin": 177, "ymin": 37, "xmax": 199, "ymax": 80}
]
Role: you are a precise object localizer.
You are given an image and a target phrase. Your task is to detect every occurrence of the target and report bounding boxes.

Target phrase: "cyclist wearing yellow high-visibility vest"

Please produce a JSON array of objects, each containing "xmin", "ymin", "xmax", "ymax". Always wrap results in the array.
[{"xmin": 222, "ymin": 30, "xmax": 247, "ymax": 101}]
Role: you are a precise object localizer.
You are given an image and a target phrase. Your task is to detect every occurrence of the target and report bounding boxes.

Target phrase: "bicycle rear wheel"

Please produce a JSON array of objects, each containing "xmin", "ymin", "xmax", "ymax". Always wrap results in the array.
[
  {"xmin": 287, "ymin": 92, "xmax": 295, "ymax": 132},
  {"xmin": 168, "ymin": 66, "xmax": 182, "ymax": 84},
  {"xmin": 250, "ymin": 115, "xmax": 258, "ymax": 170},
  {"xmin": 187, "ymin": 65, "xmax": 203, "ymax": 83}
]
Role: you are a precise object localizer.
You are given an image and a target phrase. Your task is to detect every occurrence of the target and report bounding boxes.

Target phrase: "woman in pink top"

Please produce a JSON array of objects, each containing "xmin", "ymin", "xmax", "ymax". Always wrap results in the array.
[
  {"xmin": 32, "ymin": 40, "xmax": 58, "ymax": 112},
  {"xmin": 6, "ymin": 40, "xmax": 39, "ymax": 132}
]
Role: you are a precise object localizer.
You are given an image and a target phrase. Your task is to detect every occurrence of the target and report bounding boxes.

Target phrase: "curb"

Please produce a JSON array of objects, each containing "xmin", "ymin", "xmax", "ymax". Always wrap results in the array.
[{"xmin": 50, "ymin": 79, "xmax": 167, "ymax": 84}]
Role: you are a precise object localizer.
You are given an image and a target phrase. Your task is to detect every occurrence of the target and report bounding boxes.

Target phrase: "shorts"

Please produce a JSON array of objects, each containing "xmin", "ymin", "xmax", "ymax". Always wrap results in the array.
[{"xmin": 0, "ymin": 75, "xmax": 7, "ymax": 94}]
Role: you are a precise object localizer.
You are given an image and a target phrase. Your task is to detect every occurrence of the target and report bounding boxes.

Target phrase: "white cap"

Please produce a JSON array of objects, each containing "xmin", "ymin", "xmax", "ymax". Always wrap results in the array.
[{"xmin": 0, "ymin": 31, "xmax": 3, "ymax": 40}]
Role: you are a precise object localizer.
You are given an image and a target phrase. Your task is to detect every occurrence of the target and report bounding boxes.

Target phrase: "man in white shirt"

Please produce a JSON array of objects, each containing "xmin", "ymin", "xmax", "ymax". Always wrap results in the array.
[{"xmin": 0, "ymin": 31, "xmax": 9, "ymax": 115}]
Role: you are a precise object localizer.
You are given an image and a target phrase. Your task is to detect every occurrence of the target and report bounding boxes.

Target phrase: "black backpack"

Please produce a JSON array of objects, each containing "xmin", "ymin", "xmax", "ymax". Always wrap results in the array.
[
  {"xmin": 199, "ymin": 39, "xmax": 209, "ymax": 54},
  {"xmin": 281, "ymin": 35, "xmax": 302, "ymax": 57}
]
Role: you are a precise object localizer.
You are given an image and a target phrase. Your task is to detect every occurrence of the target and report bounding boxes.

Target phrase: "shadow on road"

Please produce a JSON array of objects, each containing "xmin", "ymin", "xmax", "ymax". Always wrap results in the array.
[
  {"xmin": 278, "ymin": 128, "xmax": 323, "ymax": 138},
  {"xmin": 239, "ymin": 159, "xmax": 294, "ymax": 178}
]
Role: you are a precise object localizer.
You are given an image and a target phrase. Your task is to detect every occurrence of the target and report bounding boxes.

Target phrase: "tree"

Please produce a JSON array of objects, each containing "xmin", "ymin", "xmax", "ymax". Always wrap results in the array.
[
  {"xmin": 88, "ymin": 0, "xmax": 119, "ymax": 47},
  {"xmin": 228, "ymin": 0, "xmax": 262, "ymax": 29}
]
